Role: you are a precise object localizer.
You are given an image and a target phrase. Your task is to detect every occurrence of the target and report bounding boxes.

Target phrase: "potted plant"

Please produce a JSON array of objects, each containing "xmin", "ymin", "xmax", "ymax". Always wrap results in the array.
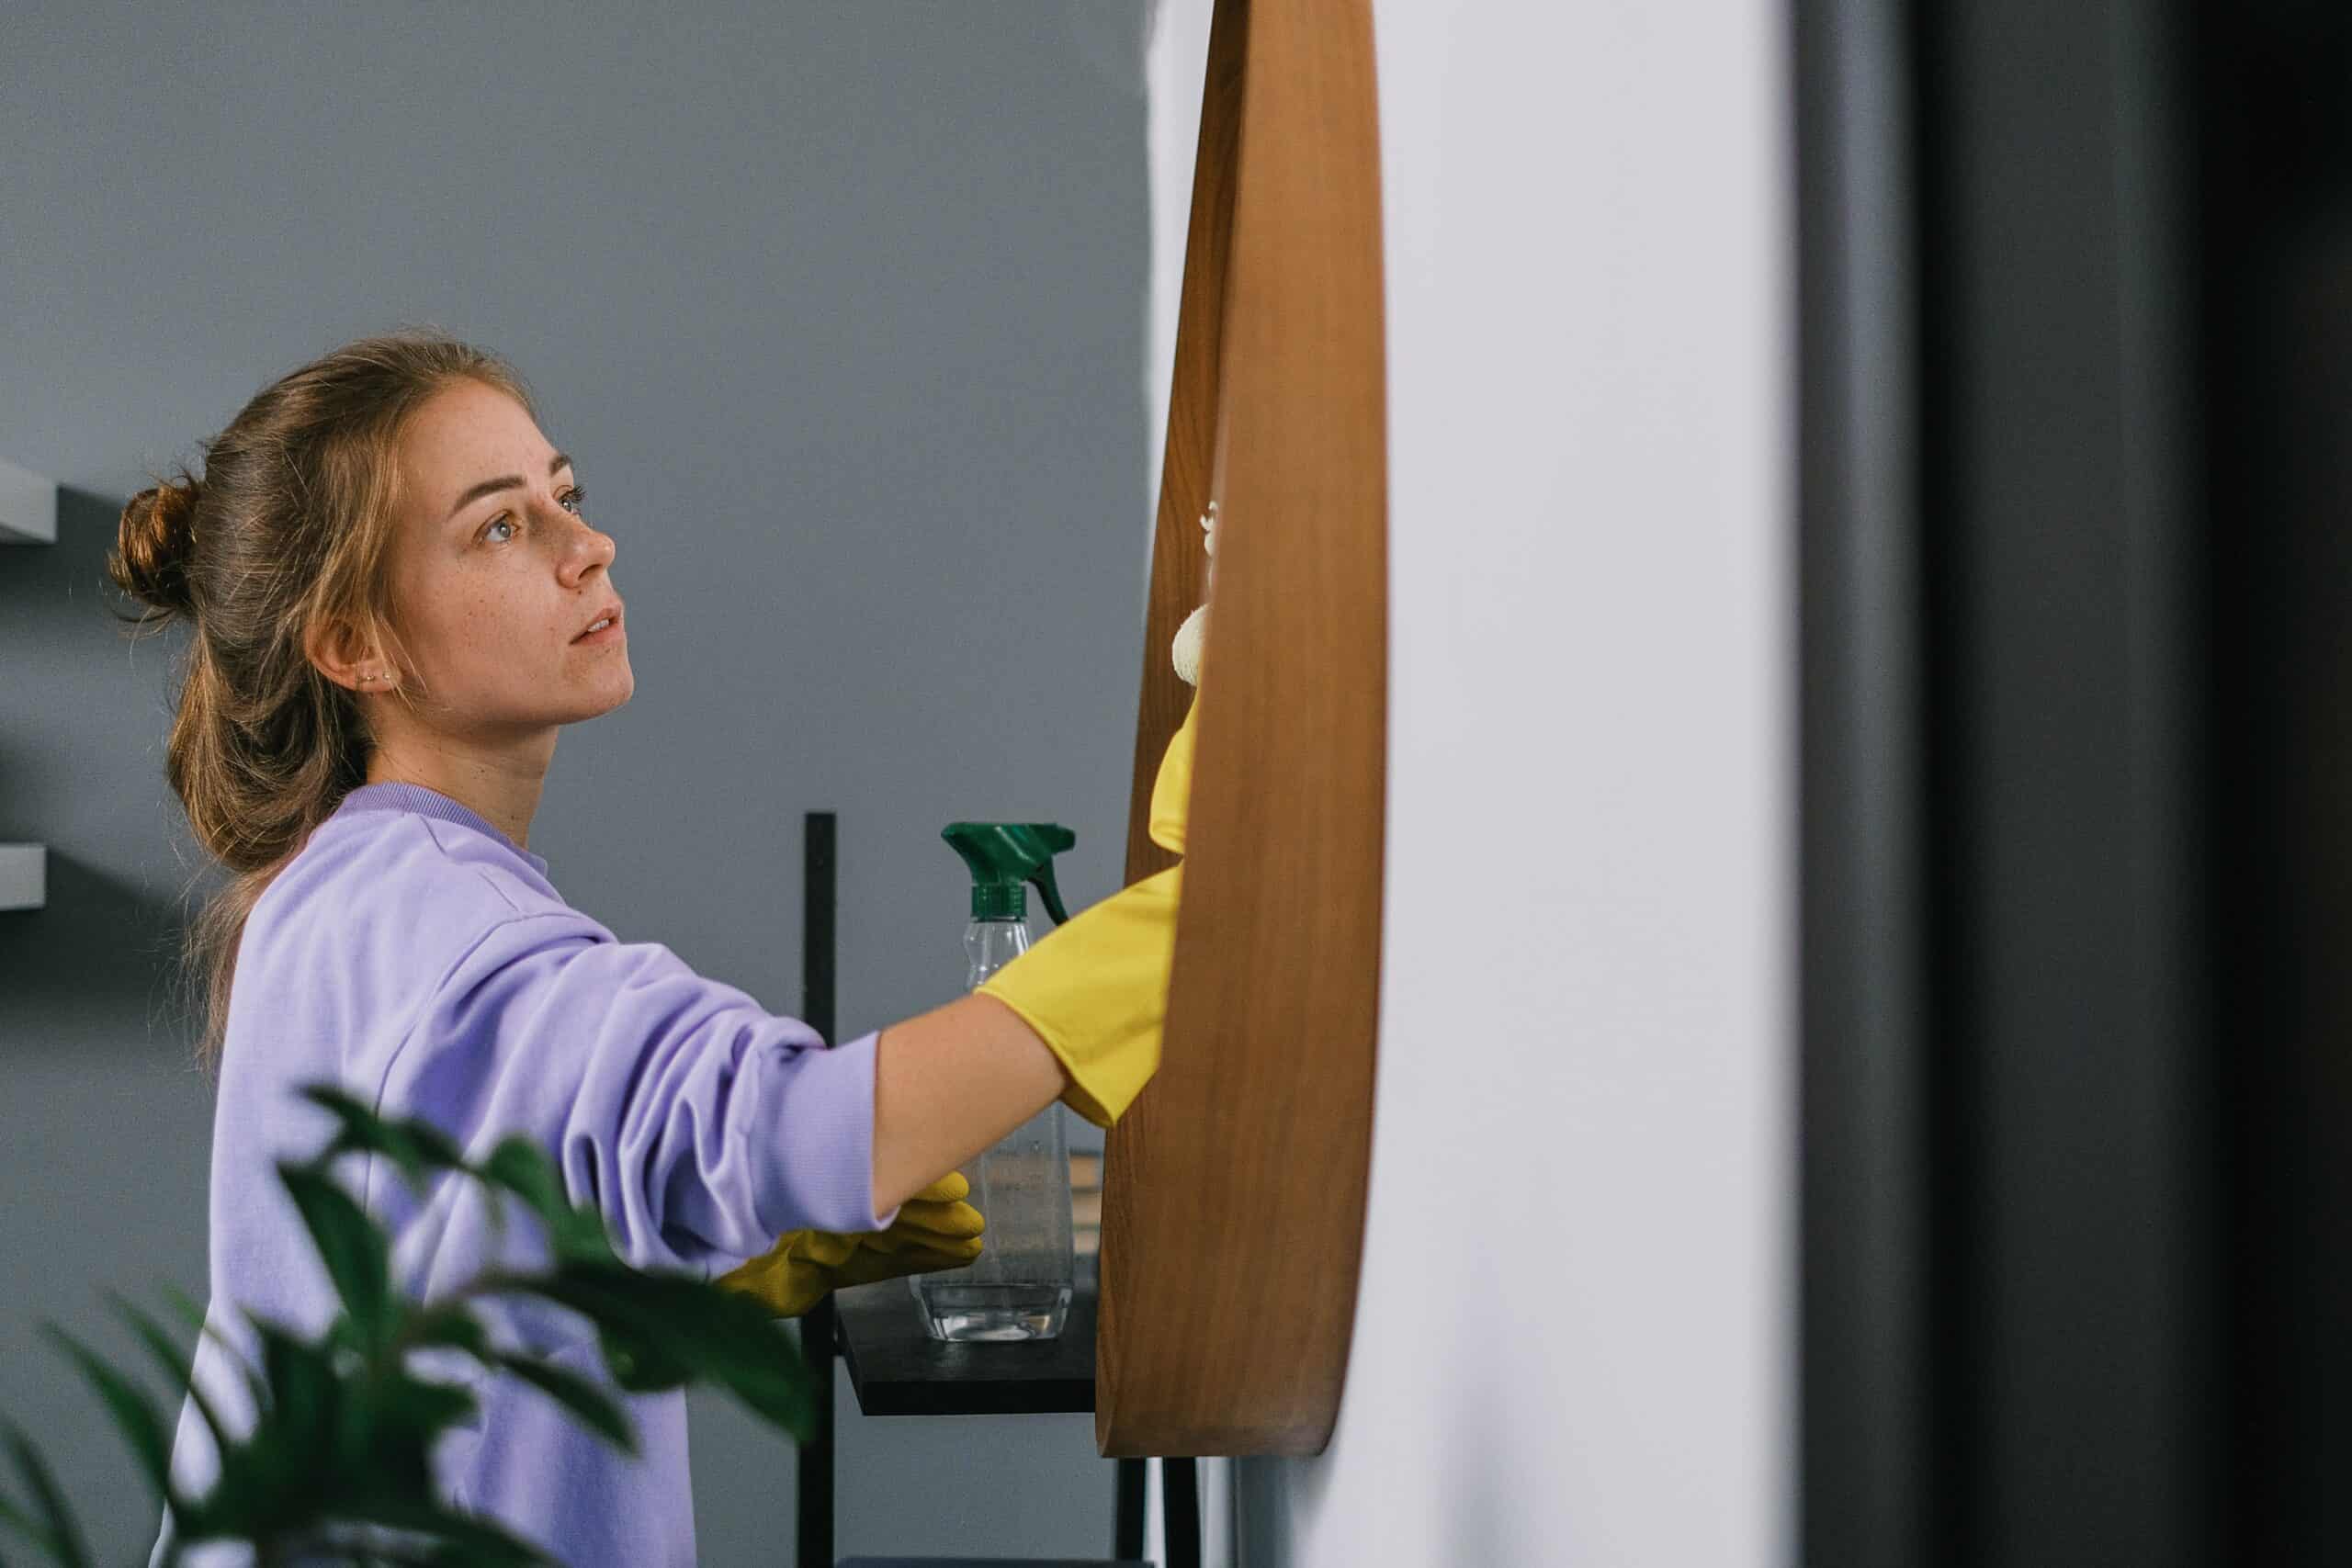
[{"xmin": 0, "ymin": 1081, "xmax": 821, "ymax": 1566}]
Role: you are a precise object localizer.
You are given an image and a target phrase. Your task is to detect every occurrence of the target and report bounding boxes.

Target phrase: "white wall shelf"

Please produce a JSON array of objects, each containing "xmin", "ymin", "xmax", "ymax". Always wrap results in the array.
[
  {"xmin": 0, "ymin": 843, "xmax": 46, "ymax": 910},
  {"xmin": 0, "ymin": 455, "xmax": 58, "ymax": 544}
]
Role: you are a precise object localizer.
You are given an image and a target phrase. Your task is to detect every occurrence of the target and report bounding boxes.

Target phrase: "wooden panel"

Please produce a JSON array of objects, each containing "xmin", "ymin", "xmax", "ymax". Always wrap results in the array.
[{"xmin": 1098, "ymin": 0, "xmax": 1387, "ymax": 1458}]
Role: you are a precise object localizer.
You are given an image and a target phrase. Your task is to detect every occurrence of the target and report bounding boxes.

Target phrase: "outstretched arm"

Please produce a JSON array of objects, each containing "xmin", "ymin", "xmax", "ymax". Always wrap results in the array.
[
  {"xmin": 872, "ymin": 992, "xmax": 1065, "ymax": 1214},
  {"xmin": 869, "ymin": 693, "xmax": 1201, "ymax": 1217}
]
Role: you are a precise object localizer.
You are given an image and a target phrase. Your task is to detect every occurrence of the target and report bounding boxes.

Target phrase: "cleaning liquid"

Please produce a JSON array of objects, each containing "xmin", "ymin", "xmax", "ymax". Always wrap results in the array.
[{"xmin": 910, "ymin": 822, "xmax": 1079, "ymax": 1341}]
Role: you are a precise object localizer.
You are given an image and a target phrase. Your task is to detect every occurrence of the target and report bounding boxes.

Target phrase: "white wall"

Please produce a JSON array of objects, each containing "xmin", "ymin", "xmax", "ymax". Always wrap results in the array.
[{"xmin": 1147, "ymin": 2, "xmax": 1797, "ymax": 1562}]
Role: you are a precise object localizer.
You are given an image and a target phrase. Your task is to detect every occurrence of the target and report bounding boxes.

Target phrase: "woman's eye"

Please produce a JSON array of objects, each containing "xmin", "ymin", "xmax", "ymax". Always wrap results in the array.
[{"xmin": 484, "ymin": 488, "xmax": 585, "ymax": 544}]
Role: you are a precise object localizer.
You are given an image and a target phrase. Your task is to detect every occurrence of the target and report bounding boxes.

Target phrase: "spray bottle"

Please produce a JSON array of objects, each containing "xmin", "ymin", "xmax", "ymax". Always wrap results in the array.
[{"xmin": 910, "ymin": 822, "xmax": 1080, "ymax": 1341}]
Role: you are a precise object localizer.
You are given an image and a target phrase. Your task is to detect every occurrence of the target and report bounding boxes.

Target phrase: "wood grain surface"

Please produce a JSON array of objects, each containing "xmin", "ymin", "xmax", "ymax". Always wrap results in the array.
[{"xmin": 1098, "ymin": 0, "xmax": 1387, "ymax": 1458}]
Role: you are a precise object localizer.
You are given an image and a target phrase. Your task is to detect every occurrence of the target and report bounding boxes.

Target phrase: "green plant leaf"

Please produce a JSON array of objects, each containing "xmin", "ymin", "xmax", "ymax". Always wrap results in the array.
[
  {"xmin": 368, "ymin": 1370, "xmax": 480, "ymax": 1444},
  {"xmin": 401, "ymin": 1303, "xmax": 490, "ymax": 1360},
  {"xmin": 470, "ymin": 1137, "xmax": 616, "ymax": 1266},
  {"xmin": 476, "ymin": 1136, "xmax": 565, "ymax": 1221},
  {"xmin": 334, "ymin": 1369, "xmax": 476, "ymax": 1501},
  {"xmin": 293, "ymin": 1084, "xmax": 468, "ymax": 1200},
  {"xmin": 0, "ymin": 1490, "xmax": 62, "ymax": 1562},
  {"xmin": 474, "ymin": 1260, "xmax": 817, "ymax": 1441},
  {"xmin": 185, "ymin": 1321, "xmax": 358, "ymax": 1540},
  {"xmin": 310, "ymin": 1495, "xmax": 555, "ymax": 1565},
  {"xmin": 36, "ymin": 1322, "xmax": 169, "ymax": 1506},
  {"xmin": 195, "ymin": 1325, "xmax": 364, "ymax": 1541},
  {"xmin": 0, "ymin": 1414, "xmax": 87, "ymax": 1567},
  {"xmin": 605, "ymin": 1269, "xmax": 817, "ymax": 1438},
  {"xmin": 484, "ymin": 1353, "xmax": 637, "ymax": 1455},
  {"xmin": 104, "ymin": 1292, "xmax": 231, "ymax": 1474},
  {"xmin": 184, "ymin": 1306, "xmax": 271, "ymax": 1431},
  {"xmin": 0, "ymin": 1490, "xmax": 53, "ymax": 1560},
  {"xmin": 594, "ymin": 1321, "xmax": 695, "ymax": 1393},
  {"xmin": 154, "ymin": 1280, "xmax": 208, "ymax": 1337},
  {"xmin": 151, "ymin": 1279, "xmax": 275, "ymax": 1427},
  {"xmin": 438, "ymin": 1275, "xmax": 696, "ymax": 1397},
  {"xmin": 254, "ymin": 1319, "xmax": 339, "ymax": 1461},
  {"xmin": 275, "ymin": 1163, "xmax": 392, "ymax": 1352}
]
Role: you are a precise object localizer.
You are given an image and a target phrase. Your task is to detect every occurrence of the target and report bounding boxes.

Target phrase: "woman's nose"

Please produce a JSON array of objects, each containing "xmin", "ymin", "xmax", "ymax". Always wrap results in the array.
[{"xmin": 554, "ymin": 506, "xmax": 616, "ymax": 570}]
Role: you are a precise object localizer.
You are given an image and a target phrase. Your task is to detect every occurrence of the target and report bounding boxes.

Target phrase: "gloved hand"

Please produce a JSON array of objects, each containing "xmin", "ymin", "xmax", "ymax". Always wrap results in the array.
[
  {"xmin": 714, "ymin": 1169, "xmax": 986, "ymax": 1317},
  {"xmin": 978, "ymin": 695, "xmax": 1195, "ymax": 1127},
  {"xmin": 1146, "ymin": 692, "xmax": 1194, "ymax": 857}
]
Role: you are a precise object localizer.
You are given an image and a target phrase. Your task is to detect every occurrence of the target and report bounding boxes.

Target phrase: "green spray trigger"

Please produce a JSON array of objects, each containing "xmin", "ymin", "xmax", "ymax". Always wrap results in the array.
[{"xmin": 942, "ymin": 822, "xmax": 1077, "ymax": 927}]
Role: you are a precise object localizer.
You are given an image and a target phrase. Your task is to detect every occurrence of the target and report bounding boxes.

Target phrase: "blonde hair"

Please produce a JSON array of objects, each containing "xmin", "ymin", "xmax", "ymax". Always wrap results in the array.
[{"xmin": 103, "ymin": 326, "xmax": 539, "ymax": 1076}]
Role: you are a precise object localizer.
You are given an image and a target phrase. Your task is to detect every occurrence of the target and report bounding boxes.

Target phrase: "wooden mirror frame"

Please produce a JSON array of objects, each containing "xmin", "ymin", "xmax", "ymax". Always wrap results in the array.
[{"xmin": 1097, "ymin": 0, "xmax": 1388, "ymax": 1459}]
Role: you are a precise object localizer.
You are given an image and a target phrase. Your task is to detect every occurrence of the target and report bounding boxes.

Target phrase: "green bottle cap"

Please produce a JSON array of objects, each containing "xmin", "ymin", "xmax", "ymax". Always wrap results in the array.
[{"xmin": 941, "ymin": 822, "xmax": 1077, "ymax": 926}]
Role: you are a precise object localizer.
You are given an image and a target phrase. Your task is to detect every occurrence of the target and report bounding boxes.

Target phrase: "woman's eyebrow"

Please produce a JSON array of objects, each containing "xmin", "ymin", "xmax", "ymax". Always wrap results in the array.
[{"xmin": 447, "ymin": 451, "xmax": 572, "ymax": 522}]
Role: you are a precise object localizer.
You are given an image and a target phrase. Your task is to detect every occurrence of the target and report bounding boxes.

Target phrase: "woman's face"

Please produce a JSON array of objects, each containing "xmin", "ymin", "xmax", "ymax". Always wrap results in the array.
[{"xmin": 378, "ymin": 378, "xmax": 633, "ymax": 732}]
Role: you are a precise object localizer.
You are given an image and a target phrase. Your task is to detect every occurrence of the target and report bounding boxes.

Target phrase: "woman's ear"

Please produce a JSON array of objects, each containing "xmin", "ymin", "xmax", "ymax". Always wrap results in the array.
[{"xmin": 304, "ymin": 614, "xmax": 384, "ymax": 692}]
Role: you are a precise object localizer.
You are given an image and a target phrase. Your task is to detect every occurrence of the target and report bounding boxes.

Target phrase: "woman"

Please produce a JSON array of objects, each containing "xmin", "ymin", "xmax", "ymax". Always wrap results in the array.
[{"xmin": 109, "ymin": 329, "xmax": 1186, "ymax": 1565}]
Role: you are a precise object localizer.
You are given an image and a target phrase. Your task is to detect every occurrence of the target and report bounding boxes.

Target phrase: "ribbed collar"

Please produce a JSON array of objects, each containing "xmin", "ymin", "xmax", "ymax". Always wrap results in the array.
[{"xmin": 333, "ymin": 781, "xmax": 550, "ymax": 879}]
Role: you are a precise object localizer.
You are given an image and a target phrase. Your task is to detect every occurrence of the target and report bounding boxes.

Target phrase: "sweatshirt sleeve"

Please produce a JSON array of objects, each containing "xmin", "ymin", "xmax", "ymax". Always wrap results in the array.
[{"xmin": 386, "ymin": 909, "xmax": 900, "ymax": 1278}]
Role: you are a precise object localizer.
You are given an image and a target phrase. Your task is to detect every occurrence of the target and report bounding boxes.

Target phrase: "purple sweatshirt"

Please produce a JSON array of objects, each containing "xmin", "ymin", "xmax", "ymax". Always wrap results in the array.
[{"xmin": 150, "ymin": 781, "xmax": 898, "ymax": 1567}]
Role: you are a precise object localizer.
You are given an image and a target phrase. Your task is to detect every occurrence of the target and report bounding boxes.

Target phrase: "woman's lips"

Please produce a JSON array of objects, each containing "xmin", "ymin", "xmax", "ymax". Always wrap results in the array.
[{"xmin": 573, "ymin": 615, "xmax": 624, "ymax": 645}]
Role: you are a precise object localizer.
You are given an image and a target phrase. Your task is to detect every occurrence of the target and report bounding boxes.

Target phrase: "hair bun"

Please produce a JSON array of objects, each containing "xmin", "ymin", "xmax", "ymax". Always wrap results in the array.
[{"xmin": 109, "ymin": 476, "xmax": 200, "ymax": 618}]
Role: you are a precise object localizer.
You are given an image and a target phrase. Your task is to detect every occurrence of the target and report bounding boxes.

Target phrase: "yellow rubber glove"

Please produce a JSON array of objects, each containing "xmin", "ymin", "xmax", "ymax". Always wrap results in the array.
[
  {"xmin": 1146, "ymin": 694, "xmax": 1195, "ymax": 857},
  {"xmin": 714, "ymin": 1170, "xmax": 986, "ymax": 1317},
  {"xmin": 979, "ymin": 696, "xmax": 1195, "ymax": 1127}
]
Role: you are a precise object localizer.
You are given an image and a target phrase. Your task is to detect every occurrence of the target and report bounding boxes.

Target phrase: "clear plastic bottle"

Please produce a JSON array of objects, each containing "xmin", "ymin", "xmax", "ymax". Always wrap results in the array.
[{"xmin": 910, "ymin": 829, "xmax": 1076, "ymax": 1341}]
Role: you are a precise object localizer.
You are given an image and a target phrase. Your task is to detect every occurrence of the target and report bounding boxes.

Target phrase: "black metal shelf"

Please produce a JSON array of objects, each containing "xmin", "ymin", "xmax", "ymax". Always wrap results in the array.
[
  {"xmin": 833, "ymin": 1266, "xmax": 1097, "ymax": 1418},
  {"xmin": 798, "ymin": 810, "xmax": 1165, "ymax": 1566}
]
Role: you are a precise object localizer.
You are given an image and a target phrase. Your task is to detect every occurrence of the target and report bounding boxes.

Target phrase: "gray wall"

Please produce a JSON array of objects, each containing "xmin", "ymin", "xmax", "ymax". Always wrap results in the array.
[{"xmin": 0, "ymin": 3, "xmax": 1149, "ymax": 1560}]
